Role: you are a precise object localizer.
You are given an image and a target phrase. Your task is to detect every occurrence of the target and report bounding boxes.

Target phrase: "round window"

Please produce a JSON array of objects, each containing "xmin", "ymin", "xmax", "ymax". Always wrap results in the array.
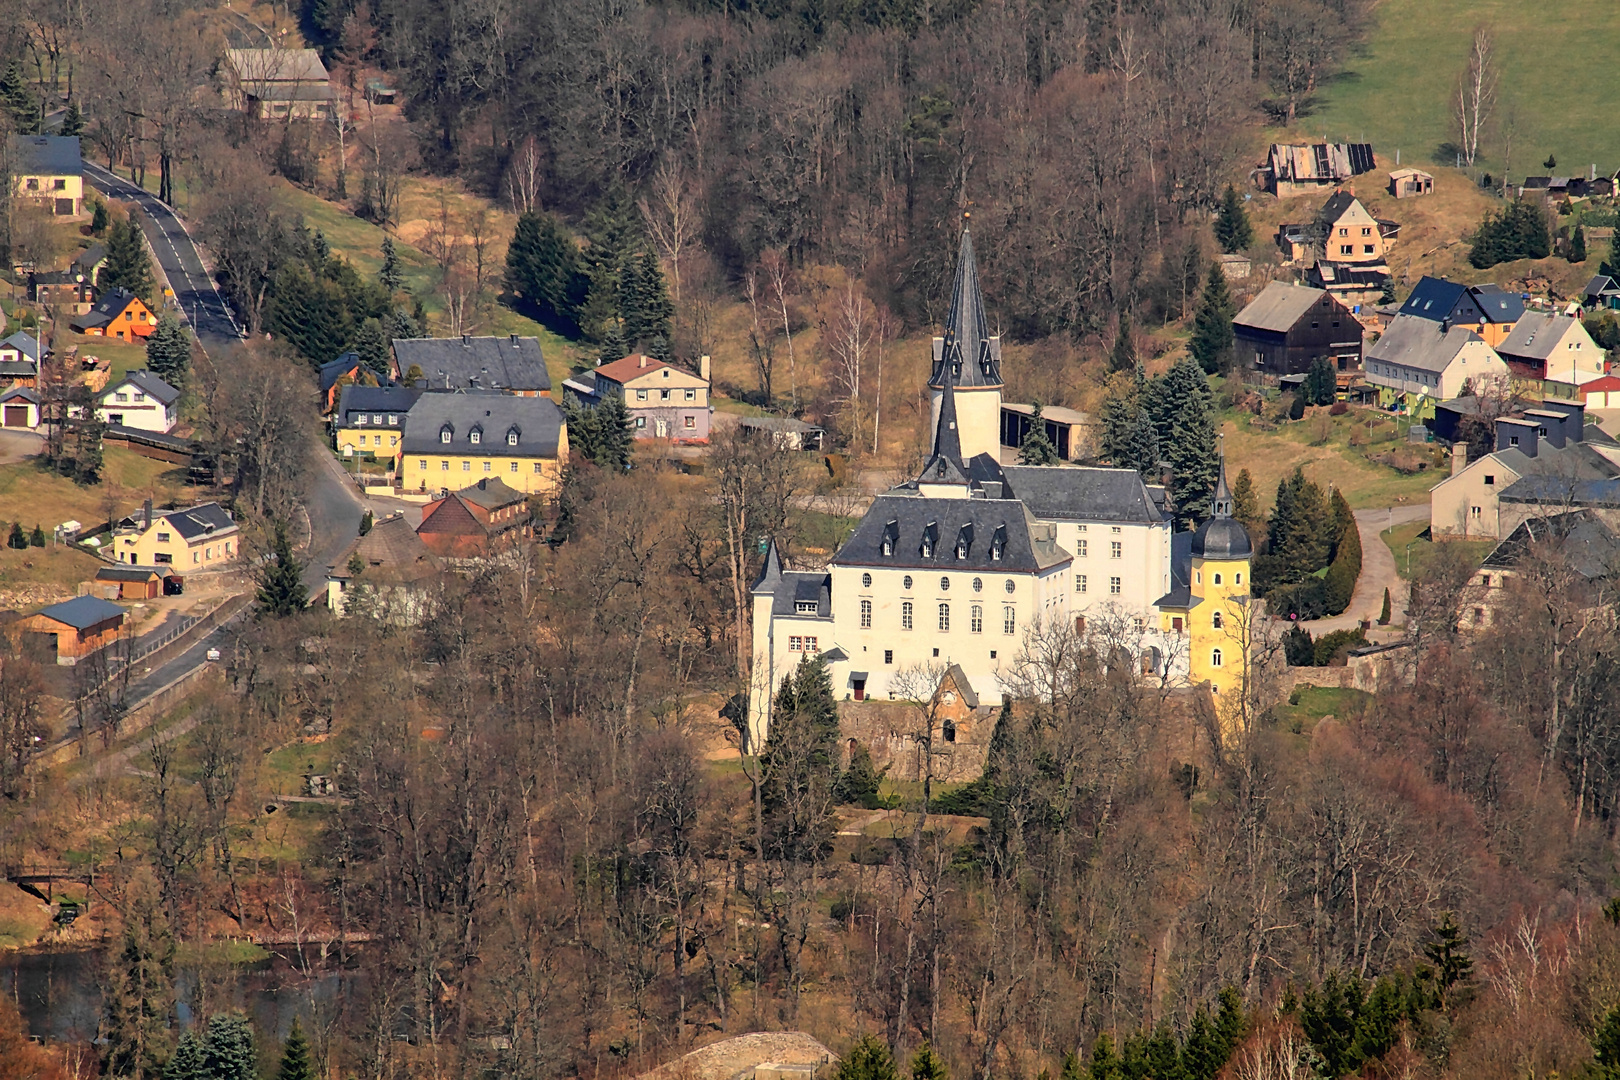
[
  {"xmin": 862, "ymin": 572, "xmax": 872, "ymax": 588},
  {"xmin": 1004, "ymin": 579, "xmax": 1016, "ymax": 594},
  {"xmin": 940, "ymin": 577, "xmax": 950, "ymax": 591},
  {"xmin": 903, "ymin": 575, "xmax": 914, "ymax": 590},
  {"xmin": 972, "ymin": 577, "xmax": 983, "ymax": 592}
]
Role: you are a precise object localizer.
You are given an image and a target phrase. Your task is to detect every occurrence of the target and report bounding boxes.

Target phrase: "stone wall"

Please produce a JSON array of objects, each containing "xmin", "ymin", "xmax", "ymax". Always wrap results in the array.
[{"xmin": 837, "ymin": 698, "xmax": 992, "ymax": 785}]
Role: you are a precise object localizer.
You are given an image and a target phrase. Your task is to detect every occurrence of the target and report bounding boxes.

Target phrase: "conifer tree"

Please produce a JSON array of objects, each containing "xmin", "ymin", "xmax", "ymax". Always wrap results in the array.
[
  {"xmin": 100, "ymin": 874, "xmax": 176, "ymax": 1080},
  {"xmin": 909, "ymin": 1042, "xmax": 947, "ymax": 1080},
  {"xmin": 505, "ymin": 211, "xmax": 585, "ymax": 328},
  {"xmin": 60, "ymin": 99, "xmax": 85, "ymax": 136},
  {"xmin": 1108, "ymin": 310, "xmax": 1137, "ymax": 374},
  {"xmin": 102, "ymin": 215, "xmax": 157, "ymax": 302},
  {"xmin": 1100, "ymin": 372, "xmax": 1159, "ymax": 478},
  {"xmin": 1086, "ymin": 1034, "xmax": 1123, "ymax": 1080},
  {"xmin": 145, "ymin": 314, "xmax": 192, "ymax": 386},
  {"xmin": 388, "ymin": 308, "xmax": 422, "ymax": 342},
  {"xmin": 0, "ymin": 61, "xmax": 39, "ymax": 133},
  {"xmin": 74, "ymin": 412, "xmax": 105, "ymax": 485},
  {"xmin": 579, "ymin": 186, "xmax": 639, "ymax": 346},
  {"xmin": 200, "ymin": 1013, "xmax": 257, "ymax": 1080},
  {"xmin": 762, "ymin": 656, "xmax": 842, "ymax": 863},
  {"xmin": 311, "ymin": 229, "xmax": 331, "ymax": 265},
  {"xmin": 1181, "ymin": 1006, "xmax": 1223, "ymax": 1080},
  {"xmin": 352, "ymin": 318, "xmax": 391, "ymax": 376},
  {"xmin": 1379, "ymin": 276, "xmax": 1396, "ymax": 305},
  {"xmin": 276, "ymin": 1019, "xmax": 314, "ymax": 1080},
  {"xmin": 1189, "ymin": 262, "xmax": 1236, "ymax": 374},
  {"xmin": 1213, "ymin": 987, "xmax": 1247, "ymax": 1064},
  {"xmin": 1213, "ymin": 185, "xmax": 1253, "ymax": 254},
  {"xmin": 378, "ymin": 235, "xmax": 404, "ymax": 292},
  {"xmin": 359, "ymin": 509, "xmax": 373, "ymax": 536},
  {"xmin": 1018, "ymin": 403, "xmax": 1060, "ymax": 465},
  {"xmin": 1156, "ymin": 359, "xmax": 1217, "ymax": 529},
  {"xmin": 1304, "ymin": 356, "xmax": 1336, "ymax": 406},
  {"xmin": 836, "ymin": 1036, "xmax": 900, "ymax": 1080},
  {"xmin": 1594, "ymin": 1005, "xmax": 1620, "ymax": 1078},
  {"xmin": 1571, "ymin": 224, "xmax": 1588, "ymax": 263},
  {"xmin": 1424, "ymin": 912, "xmax": 1473, "ymax": 1011},
  {"xmin": 91, "ymin": 198, "xmax": 110, "ymax": 235},
  {"xmin": 6, "ymin": 523, "xmax": 26, "ymax": 549},
  {"xmin": 1230, "ymin": 468, "xmax": 1262, "ymax": 539},
  {"xmin": 164, "ymin": 1031, "xmax": 205, "ymax": 1080},
  {"xmin": 256, "ymin": 521, "xmax": 308, "ymax": 617},
  {"xmin": 1378, "ymin": 587, "xmax": 1392, "ymax": 625},
  {"xmin": 627, "ymin": 248, "xmax": 674, "ymax": 351},
  {"xmin": 834, "ymin": 742, "xmax": 885, "ymax": 809},
  {"xmin": 29, "ymin": 524, "xmax": 44, "ymax": 547}
]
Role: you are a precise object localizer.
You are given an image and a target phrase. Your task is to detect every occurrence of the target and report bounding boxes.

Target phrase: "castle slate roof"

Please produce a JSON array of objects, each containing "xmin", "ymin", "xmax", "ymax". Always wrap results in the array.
[
  {"xmin": 999, "ymin": 465, "xmax": 1166, "ymax": 524},
  {"xmin": 772, "ymin": 573, "xmax": 833, "ymax": 619},
  {"xmin": 400, "ymin": 390, "xmax": 564, "ymax": 458},
  {"xmin": 832, "ymin": 494, "xmax": 1069, "ymax": 574},
  {"xmin": 929, "ymin": 228, "xmax": 1003, "ymax": 390},
  {"xmin": 394, "ymin": 335, "xmax": 551, "ymax": 393}
]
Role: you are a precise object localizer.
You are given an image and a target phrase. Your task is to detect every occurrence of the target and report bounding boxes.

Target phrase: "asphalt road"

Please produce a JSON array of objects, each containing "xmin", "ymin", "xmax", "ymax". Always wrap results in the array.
[{"xmin": 82, "ymin": 162, "xmax": 243, "ymax": 344}]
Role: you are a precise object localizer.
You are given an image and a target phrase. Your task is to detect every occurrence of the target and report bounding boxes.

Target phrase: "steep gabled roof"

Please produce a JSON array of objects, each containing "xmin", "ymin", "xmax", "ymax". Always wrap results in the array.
[
  {"xmin": 329, "ymin": 514, "xmax": 441, "ymax": 584},
  {"xmin": 1497, "ymin": 311, "xmax": 1583, "ymax": 362},
  {"xmin": 418, "ymin": 494, "xmax": 488, "ymax": 537},
  {"xmin": 929, "ymin": 228, "xmax": 1003, "ymax": 390},
  {"xmin": 394, "ymin": 335, "xmax": 551, "ymax": 393},
  {"xmin": 161, "ymin": 503, "xmax": 236, "ymax": 540},
  {"xmin": 1366, "ymin": 315, "xmax": 1488, "ymax": 375},
  {"xmin": 104, "ymin": 370, "xmax": 180, "ymax": 406},
  {"xmin": 833, "ymin": 494, "xmax": 1069, "ymax": 573},
  {"xmin": 999, "ymin": 465, "xmax": 1166, "ymax": 524},
  {"xmin": 72, "ymin": 287, "xmax": 143, "ymax": 331},
  {"xmin": 0, "ymin": 332, "xmax": 42, "ymax": 361},
  {"xmin": 1233, "ymin": 282, "xmax": 1330, "ymax": 334}
]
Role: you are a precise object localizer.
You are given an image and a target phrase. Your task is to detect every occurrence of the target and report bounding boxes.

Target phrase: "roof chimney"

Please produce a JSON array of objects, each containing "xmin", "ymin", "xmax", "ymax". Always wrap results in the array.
[
  {"xmin": 143, "ymin": 499, "xmax": 153, "ymax": 529},
  {"xmin": 461, "ymin": 334, "xmax": 471, "ymax": 346},
  {"xmin": 699, "ymin": 354, "xmax": 711, "ymax": 383},
  {"xmin": 1439, "ymin": 317, "xmax": 1450, "ymax": 334},
  {"xmin": 509, "ymin": 333, "xmax": 519, "ymax": 346},
  {"xmin": 1451, "ymin": 443, "xmax": 1468, "ymax": 477},
  {"xmin": 639, "ymin": 354, "xmax": 649, "ymax": 368}
]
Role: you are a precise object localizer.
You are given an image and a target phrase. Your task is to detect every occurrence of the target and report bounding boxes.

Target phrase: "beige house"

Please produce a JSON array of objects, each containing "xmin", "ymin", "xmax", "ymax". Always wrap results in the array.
[
  {"xmin": 1495, "ymin": 312, "xmax": 1606, "ymax": 395},
  {"xmin": 114, "ymin": 503, "xmax": 239, "ymax": 569},
  {"xmin": 9, "ymin": 135, "xmax": 83, "ymax": 217},
  {"xmin": 224, "ymin": 48, "xmax": 334, "ymax": 120},
  {"xmin": 1430, "ymin": 403, "xmax": 1620, "ymax": 539},
  {"xmin": 1317, "ymin": 192, "xmax": 1390, "ymax": 264},
  {"xmin": 1365, "ymin": 314, "xmax": 1508, "ymax": 417},
  {"xmin": 326, "ymin": 514, "xmax": 441, "ymax": 621},
  {"xmin": 563, "ymin": 353, "xmax": 711, "ymax": 442}
]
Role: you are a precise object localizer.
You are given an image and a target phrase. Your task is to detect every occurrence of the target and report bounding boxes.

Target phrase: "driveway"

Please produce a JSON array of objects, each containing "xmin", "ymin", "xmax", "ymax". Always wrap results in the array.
[
  {"xmin": 1295, "ymin": 504, "xmax": 1429, "ymax": 634},
  {"xmin": 0, "ymin": 428, "xmax": 43, "ymax": 464}
]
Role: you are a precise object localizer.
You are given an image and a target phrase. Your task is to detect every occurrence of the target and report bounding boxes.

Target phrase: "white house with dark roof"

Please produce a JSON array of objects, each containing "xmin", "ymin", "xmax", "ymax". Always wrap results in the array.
[
  {"xmin": 746, "ymin": 229, "xmax": 1220, "ymax": 743},
  {"xmin": 96, "ymin": 370, "xmax": 181, "ymax": 434},
  {"xmin": 1494, "ymin": 311, "xmax": 1605, "ymax": 392},
  {"xmin": 1364, "ymin": 314, "xmax": 1509, "ymax": 417}
]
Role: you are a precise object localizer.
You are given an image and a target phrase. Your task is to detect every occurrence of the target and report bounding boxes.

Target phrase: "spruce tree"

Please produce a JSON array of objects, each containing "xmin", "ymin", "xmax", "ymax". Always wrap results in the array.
[
  {"xmin": 100, "ymin": 876, "xmax": 176, "ymax": 1080},
  {"xmin": 1423, "ymin": 912, "xmax": 1473, "ymax": 1011},
  {"xmin": 1231, "ymin": 468, "xmax": 1262, "ymax": 538},
  {"xmin": 762, "ymin": 656, "xmax": 842, "ymax": 863},
  {"xmin": 1100, "ymin": 372, "xmax": 1159, "ymax": 478},
  {"xmin": 1305, "ymin": 356, "xmax": 1336, "ymax": 406},
  {"xmin": 1086, "ymin": 1034, "xmax": 1123, "ymax": 1080},
  {"xmin": 74, "ymin": 413, "xmax": 105, "ymax": 484},
  {"xmin": 276, "ymin": 1019, "xmax": 314, "ymax": 1080},
  {"xmin": 102, "ymin": 215, "xmax": 157, "ymax": 302},
  {"xmin": 60, "ymin": 99, "xmax": 85, "ymax": 137},
  {"xmin": 165, "ymin": 1031, "xmax": 206, "ymax": 1080},
  {"xmin": 266, "ymin": 265, "xmax": 354, "ymax": 365},
  {"xmin": 1018, "ymin": 403, "xmax": 1060, "ymax": 465},
  {"xmin": 201, "ymin": 1013, "xmax": 257, "ymax": 1080},
  {"xmin": 834, "ymin": 743, "xmax": 885, "ymax": 809},
  {"xmin": 630, "ymin": 249, "xmax": 673, "ymax": 350},
  {"xmin": 1181, "ymin": 1006, "xmax": 1223, "ymax": 1080},
  {"xmin": 1189, "ymin": 262, "xmax": 1236, "ymax": 374},
  {"xmin": 7, "ymin": 523, "xmax": 25, "ymax": 549},
  {"xmin": 1379, "ymin": 276, "xmax": 1396, "ymax": 305},
  {"xmin": 0, "ymin": 61, "xmax": 39, "ymax": 133},
  {"xmin": 1213, "ymin": 986, "xmax": 1246, "ymax": 1060},
  {"xmin": 1594, "ymin": 1005, "xmax": 1620, "ymax": 1078},
  {"xmin": 1108, "ymin": 310, "xmax": 1137, "ymax": 374},
  {"xmin": 311, "ymin": 229, "xmax": 331, "ymax": 265},
  {"xmin": 1571, "ymin": 224, "xmax": 1588, "ymax": 263},
  {"xmin": 29, "ymin": 524, "xmax": 44, "ymax": 547},
  {"xmin": 378, "ymin": 236, "xmax": 404, "ymax": 292},
  {"xmin": 909, "ymin": 1042, "xmax": 948, "ymax": 1080},
  {"xmin": 1213, "ymin": 184, "xmax": 1253, "ymax": 254},
  {"xmin": 256, "ymin": 521, "xmax": 308, "ymax": 617},
  {"xmin": 145, "ymin": 314, "xmax": 192, "ymax": 386},
  {"xmin": 836, "ymin": 1036, "xmax": 900, "ymax": 1080},
  {"xmin": 352, "ymin": 318, "xmax": 391, "ymax": 377},
  {"xmin": 91, "ymin": 198, "xmax": 110, "ymax": 235},
  {"xmin": 505, "ymin": 211, "xmax": 585, "ymax": 327},
  {"xmin": 1378, "ymin": 587, "xmax": 1392, "ymax": 625},
  {"xmin": 1157, "ymin": 359, "xmax": 1217, "ymax": 529},
  {"xmin": 359, "ymin": 509, "xmax": 373, "ymax": 536},
  {"xmin": 387, "ymin": 308, "xmax": 422, "ymax": 341}
]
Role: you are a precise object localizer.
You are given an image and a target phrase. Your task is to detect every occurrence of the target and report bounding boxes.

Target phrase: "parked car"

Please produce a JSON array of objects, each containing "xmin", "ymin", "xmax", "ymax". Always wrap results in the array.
[{"xmin": 205, "ymin": 647, "xmax": 221, "ymax": 662}]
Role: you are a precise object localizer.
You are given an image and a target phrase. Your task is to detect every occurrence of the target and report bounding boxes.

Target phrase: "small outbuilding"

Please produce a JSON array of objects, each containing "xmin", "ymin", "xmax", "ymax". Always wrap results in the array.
[
  {"xmin": 1, "ymin": 386, "xmax": 40, "ymax": 428},
  {"xmin": 1388, "ymin": 168, "xmax": 1434, "ymax": 198},
  {"xmin": 13, "ymin": 595, "xmax": 126, "ymax": 664},
  {"xmin": 93, "ymin": 565, "xmax": 182, "ymax": 600}
]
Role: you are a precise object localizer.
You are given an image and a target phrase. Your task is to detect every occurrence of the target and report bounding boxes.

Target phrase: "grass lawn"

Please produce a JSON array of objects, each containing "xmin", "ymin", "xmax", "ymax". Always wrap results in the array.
[
  {"xmin": 0, "ymin": 447, "xmax": 191, "ymax": 538},
  {"xmin": 1221, "ymin": 406, "xmax": 1444, "ymax": 512},
  {"xmin": 1275, "ymin": 686, "xmax": 1373, "ymax": 735},
  {"xmin": 1309, "ymin": 0, "xmax": 1620, "ymax": 177},
  {"xmin": 0, "ymin": 544, "xmax": 104, "ymax": 593},
  {"xmin": 1382, "ymin": 520, "xmax": 1495, "ymax": 581}
]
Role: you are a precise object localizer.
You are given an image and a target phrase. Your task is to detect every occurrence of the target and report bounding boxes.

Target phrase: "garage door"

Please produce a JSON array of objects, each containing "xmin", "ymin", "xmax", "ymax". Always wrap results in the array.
[{"xmin": 3, "ymin": 405, "xmax": 29, "ymax": 428}]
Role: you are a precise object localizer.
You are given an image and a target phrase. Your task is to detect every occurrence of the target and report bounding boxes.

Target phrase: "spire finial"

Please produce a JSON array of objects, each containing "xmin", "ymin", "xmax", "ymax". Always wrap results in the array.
[{"xmin": 1211, "ymin": 437, "xmax": 1233, "ymax": 519}]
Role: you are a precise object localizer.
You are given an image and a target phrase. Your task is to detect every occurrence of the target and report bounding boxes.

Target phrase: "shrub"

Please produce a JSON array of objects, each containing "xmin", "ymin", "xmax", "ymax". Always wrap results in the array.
[
  {"xmin": 1329, "ymin": 401, "xmax": 1348, "ymax": 416},
  {"xmin": 1313, "ymin": 628, "xmax": 1367, "ymax": 666}
]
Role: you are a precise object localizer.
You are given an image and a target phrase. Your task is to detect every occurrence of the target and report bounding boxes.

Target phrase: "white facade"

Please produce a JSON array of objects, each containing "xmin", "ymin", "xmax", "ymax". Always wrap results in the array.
[
  {"xmin": 97, "ymin": 375, "xmax": 178, "ymax": 433},
  {"xmin": 930, "ymin": 385, "xmax": 1002, "ymax": 461}
]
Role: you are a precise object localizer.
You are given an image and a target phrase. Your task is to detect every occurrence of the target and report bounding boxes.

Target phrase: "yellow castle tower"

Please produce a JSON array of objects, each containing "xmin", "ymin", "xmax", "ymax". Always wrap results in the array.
[{"xmin": 1162, "ymin": 453, "xmax": 1253, "ymax": 693}]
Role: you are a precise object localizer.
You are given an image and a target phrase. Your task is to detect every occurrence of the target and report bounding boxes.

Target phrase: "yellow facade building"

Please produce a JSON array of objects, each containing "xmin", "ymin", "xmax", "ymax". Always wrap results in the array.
[
  {"xmin": 1159, "ymin": 460, "xmax": 1253, "ymax": 693},
  {"xmin": 399, "ymin": 390, "xmax": 568, "ymax": 499},
  {"xmin": 114, "ymin": 503, "xmax": 240, "ymax": 570}
]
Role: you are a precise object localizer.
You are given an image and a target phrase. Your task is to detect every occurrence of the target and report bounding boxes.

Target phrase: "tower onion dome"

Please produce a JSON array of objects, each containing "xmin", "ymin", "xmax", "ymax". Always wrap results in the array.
[{"xmin": 1190, "ymin": 453, "xmax": 1252, "ymax": 558}]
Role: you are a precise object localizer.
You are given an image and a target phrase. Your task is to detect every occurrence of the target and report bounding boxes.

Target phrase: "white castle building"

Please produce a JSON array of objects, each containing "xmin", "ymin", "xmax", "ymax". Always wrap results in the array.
[{"xmin": 747, "ymin": 228, "xmax": 1248, "ymax": 745}]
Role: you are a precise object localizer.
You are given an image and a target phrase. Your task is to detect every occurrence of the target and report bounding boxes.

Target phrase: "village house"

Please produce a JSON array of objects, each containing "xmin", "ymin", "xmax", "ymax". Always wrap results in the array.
[
  {"xmin": 1429, "ymin": 402, "xmax": 1620, "ymax": 540},
  {"xmin": 70, "ymin": 287, "xmax": 157, "ymax": 342},
  {"xmin": 399, "ymin": 390, "xmax": 567, "ymax": 498},
  {"xmin": 9, "ymin": 134, "xmax": 83, "ymax": 217},
  {"xmin": 1263, "ymin": 142, "xmax": 1376, "ymax": 197},
  {"xmin": 114, "ymin": 502, "xmax": 239, "ymax": 569},
  {"xmin": 13, "ymin": 595, "xmax": 125, "ymax": 664},
  {"xmin": 1364, "ymin": 314, "xmax": 1510, "ymax": 417},
  {"xmin": 748, "ymin": 228, "xmax": 1244, "ymax": 745},
  {"xmin": 332, "ymin": 383, "xmax": 422, "ymax": 464},
  {"xmin": 317, "ymin": 352, "xmax": 364, "ymax": 414},
  {"xmin": 1388, "ymin": 169, "xmax": 1434, "ymax": 198},
  {"xmin": 564, "ymin": 353, "xmax": 712, "ymax": 442},
  {"xmin": 1232, "ymin": 282, "xmax": 1365, "ymax": 378},
  {"xmin": 416, "ymin": 477, "xmax": 531, "ymax": 558},
  {"xmin": 1397, "ymin": 276, "xmax": 1523, "ymax": 347},
  {"xmin": 1466, "ymin": 510, "xmax": 1620, "ymax": 628},
  {"xmin": 0, "ymin": 332, "xmax": 41, "ymax": 388},
  {"xmin": 1, "ymin": 386, "xmax": 40, "ymax": 428},
  {"xmin": 1494, "ymin": 312, "xmax": 1607, "ymax": 397},
  {"xmin": 393, "ymin": 334, "xmax": 552, "ymax": 396},
  {"xmin": 1583, "ymin": 275, "xmax": 1620, "ymax": 312},
  {"xmin": 96, "ymin": 370, "xmax": 180, "ymax": 434},
  {"xmin": 224, "ymin": 48, "xmax": 334, "ymax": 120},
  {"xmin": 326, "ymin": 514, "xmax": 441, "ymax": 620}
]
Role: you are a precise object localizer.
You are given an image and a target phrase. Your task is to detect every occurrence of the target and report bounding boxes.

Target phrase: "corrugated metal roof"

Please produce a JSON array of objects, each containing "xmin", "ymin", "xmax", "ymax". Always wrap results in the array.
[{"xmin": 1233, "ymin": 281, "xmax": 1329, "ymax": 333}]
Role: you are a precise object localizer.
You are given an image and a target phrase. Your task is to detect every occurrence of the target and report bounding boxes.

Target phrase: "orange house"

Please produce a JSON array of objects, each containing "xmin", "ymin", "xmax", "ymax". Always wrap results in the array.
[{"xmin": 70, "ymin": 287, "xmax": 156, "ymax": 342}]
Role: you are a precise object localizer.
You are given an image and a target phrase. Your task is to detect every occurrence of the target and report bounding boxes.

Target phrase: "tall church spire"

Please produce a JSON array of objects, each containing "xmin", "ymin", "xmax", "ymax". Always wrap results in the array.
[
  {"xmin": 929, "ymin": 224, "xmax": 1002, "ymax": 390},
  {"xmin": 919, "ymin": 357, "xmax": 970, "ymax": 486},
  {"xmin": 1210, "ymin": 441, "xmax": 1233, "ymax": 519}
]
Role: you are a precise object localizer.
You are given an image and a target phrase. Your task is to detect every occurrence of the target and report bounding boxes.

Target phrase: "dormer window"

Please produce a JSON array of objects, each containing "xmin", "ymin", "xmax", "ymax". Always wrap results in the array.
[
  {"xmin": 440, "ymin": 425, "xmax": 453, "ymax": 444},
  {"xmin": 881, "ymin": 519, "xmax": 898, "ymax": 557},
  {"xmin": 795, "ymin": 600, "xmax": 816, "ymax": 614},
  {"xmin": 955, "ymin": 523, "xmax": 974, "ymax": 560},
  {"xmin": 990, "ymin": 523, "xmax": 1008, "ymax": 562},
  {"xmin": 388, "ymin": 415, "xmax": 398, "ymax": 425},
  {"xmin": 507, "ymin": 428, "xmax": 520, "ymax": 446},
  {"xmin": 920, "ymin": 521, "xmax": 939, "ymax": 559},
  {"xmin": 356, "ymin": 414, "xmax": 367, "ymax": 425}
]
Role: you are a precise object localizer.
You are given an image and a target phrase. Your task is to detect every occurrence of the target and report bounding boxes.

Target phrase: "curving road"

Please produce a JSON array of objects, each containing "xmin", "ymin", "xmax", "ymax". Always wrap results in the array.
[{"xmin": 83, "ymin": 162, "xmax": 243, "ymax": 344}]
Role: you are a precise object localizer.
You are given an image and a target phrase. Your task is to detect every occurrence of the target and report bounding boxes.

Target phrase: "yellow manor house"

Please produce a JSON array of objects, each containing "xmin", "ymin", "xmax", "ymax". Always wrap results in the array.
[{"xmin": 398, "ymin": 390, "xmax": 568, "ymax": 498}]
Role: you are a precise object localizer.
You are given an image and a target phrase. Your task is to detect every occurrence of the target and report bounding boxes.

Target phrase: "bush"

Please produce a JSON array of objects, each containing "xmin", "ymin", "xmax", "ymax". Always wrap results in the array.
[
  {"xmin": 1329, "ymin": 401, "xmax": 1348, "ymax": 416},
  {"xmin": 1313, "ymin": 628, "xmax": 1367, "ymax": 666},
  {"xmin": 1469, "ymin": 200, "xmax": 1552, "ymax": 268},
  {"xmin": 1284, "ymin": 624, "xmax": 1315, "ymax": 666},
  {"xmin": 1287, "ymin": 393, "xmax": 1306, "ymax": 421}
]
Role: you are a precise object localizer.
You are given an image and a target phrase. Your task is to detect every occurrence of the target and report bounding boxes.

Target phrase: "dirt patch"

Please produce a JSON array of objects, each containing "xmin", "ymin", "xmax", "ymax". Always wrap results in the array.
[{"xmin": 636, "ymin": 1032, "xmax": 836, "ymax": 1080}]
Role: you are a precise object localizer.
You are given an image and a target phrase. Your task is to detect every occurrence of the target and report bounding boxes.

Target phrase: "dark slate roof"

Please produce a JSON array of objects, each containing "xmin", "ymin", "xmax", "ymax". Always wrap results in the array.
[
  {"xmin": 394, "ymin": 335, "xmax": 551, "ymax": 393},
  {"xmin": 1190, "ymin": 459, "xmax": 1252, "ymax": 558},
  {"xmin": 929, "ymin": 228, "xmax": 1003, "ymax": 390},
  {"xmin": 74, "ymin": 244, "xmax": 106, "ymax": 271},
  {"xmin": 319, "ymin": 352, "xmax": 361, "ymax": 394},
  {"xmin": 0, "ymin": 332, "xmax": 41, "ymax": 361},
  {"xmin": 162, "ymin": 503, "xmax": 236, "ymax": 539},
  {"xmin": 1366, "ymin": 314, "xmax": 1483, "ymax": 374},
  {"xmin": 1318, "ymin": 191, "xmax": 1361, "ymax": 222},
  {"xmin": 1471, "ymin": 283, "xmax": 1526, "ymax": 323},
  {"xmin": 1156, "ymin": 531, "xmax": 1204, "ymax": 610},
  {"xmin": 1585, "ymin": 275, "xmax": 1620, "ymax": 299},
  {"xmin": 37, "ymin": 594, "xmax": 124, "ymax": 629},
  {"xmin": 753, "ymin": 538, "xmax": 785, "ymax": 595},
  {"xmin": 772, "ymin": 573, "xmax": 833, "ymax": 619},
  {"xmin": 72, "ymin": 287, "xmax": 140, "ymax": 331},
  {"xmin": 943, "ymin": 663, "xmax": 980, "ymax": 708},
  {"xmin": 832, "ymin": 494, "xmax": 1069, "ymax": 574},
  {"xmin": 105, "ymin": 370, "xmax": 180, "ymax": 406},
  {"xmin": 457, "ymin": 476, "xmax": 526, "ymax": 510},
  {"xmin": 11, "ymin": 135, "xmax": 82, "ymax": 176},
  {"xmin": 95, "ymin": 566, "xmax": 164, "ymax": 582},
  {"xmin": 1481, "ymin": 510, "xmax": 1620, "ymax": 579},
  {"xmin": 1497, "ymin": 475, "xmax": 1620, "ymax": 507},
  {"xmin": 919, "ymin": 368, "xmax": 971, "ymax": 485},
  {"xmin": 335, "ymin": 383, "xmax": 421, "ymax": 425},
  {"xmin": 999, "ymin": 465, "xmax": 1166, "ymax": 524},
  {"xmin": 400, "ymin": 390, "xmax": 564, "ymax": 458}
]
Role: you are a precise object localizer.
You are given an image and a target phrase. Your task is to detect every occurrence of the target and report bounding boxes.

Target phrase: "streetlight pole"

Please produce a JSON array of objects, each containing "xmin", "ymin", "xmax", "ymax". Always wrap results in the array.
[{"xmin": 1406, "ymin": 541, "xmax": 1414, "ymax": 579}]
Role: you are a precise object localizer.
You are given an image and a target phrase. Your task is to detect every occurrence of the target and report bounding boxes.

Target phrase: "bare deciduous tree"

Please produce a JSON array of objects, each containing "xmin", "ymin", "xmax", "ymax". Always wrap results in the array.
[{"xmin": 1454, "ymin": 25, "xmax": 1498, "ymax": 168}]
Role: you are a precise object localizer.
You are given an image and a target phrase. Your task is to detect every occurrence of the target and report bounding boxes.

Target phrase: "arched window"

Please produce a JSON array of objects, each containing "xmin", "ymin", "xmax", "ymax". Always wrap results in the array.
[
  {"xmin": 1213, "ymin": 572, "xmax": 1222, "ymax": 585},
  {"xmin": 901, "ymin": 601, "xmax": 914, "ymax": 630},
  {"xmin": 1211, "ymin": 648, "xmax": 1223, "ymax": 668},
  {"xmin": 1212, "ymin": 611, "xmax": 1223, "ymax": 630}
]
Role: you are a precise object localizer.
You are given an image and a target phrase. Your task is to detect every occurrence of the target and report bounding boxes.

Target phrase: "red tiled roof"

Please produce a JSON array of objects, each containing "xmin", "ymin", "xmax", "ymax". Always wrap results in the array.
[{"xmin": 591, "ymin": 353, "xmax": 676, "ymax": 384}]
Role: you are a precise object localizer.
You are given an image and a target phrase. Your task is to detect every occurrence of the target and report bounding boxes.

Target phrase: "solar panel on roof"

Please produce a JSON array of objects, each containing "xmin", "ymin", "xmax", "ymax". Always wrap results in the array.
[{"xmin": 1347, "ymin": 143, "xmax": 1376, "ymax": 174}]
